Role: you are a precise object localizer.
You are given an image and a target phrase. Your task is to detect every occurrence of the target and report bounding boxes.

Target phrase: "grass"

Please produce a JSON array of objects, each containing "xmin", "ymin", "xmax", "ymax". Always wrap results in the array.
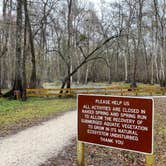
[{"xmin": 0, "ymin": 97, "xmax": 76, "ymax": 127}]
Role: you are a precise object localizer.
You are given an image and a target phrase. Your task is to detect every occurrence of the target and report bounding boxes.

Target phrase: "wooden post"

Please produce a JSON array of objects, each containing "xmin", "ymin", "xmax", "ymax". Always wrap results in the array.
[
  {"xmin": 121, "ymin": 88, "xmax": 123, "ymax": 96},
  {"xmin": 14, "ymin": 90, "xmax": 20, "ymax": 100},
  {"xmin": 77, "ymin": 141, "xmax": 85, "ymax": 166},
  {"xmin": 105, "ymin": 88, "xmax": 107, "ymax": 95},
  {"xmin": 161, "ymin": 88, "xmax": 165, "ymax": 95},
  {"xmin": 69, "ymin": 88, "xmax": 71, "ymax": 96},
  {"xmin": 135, "ymin": 88, "xmax": 138, "ymax": 96},
  {"xmin": 146, "ymin": 154, "xmax": 154, "ymax": 166},
  {"xmin": 46, "ymin": 89, "xmax": 49, "ymax": 97}
]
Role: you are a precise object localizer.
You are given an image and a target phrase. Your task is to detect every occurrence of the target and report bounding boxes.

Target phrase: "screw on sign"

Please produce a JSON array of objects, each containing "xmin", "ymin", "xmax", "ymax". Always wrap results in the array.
[{"xmin": 77, "ymin": 94, "xmax": 154, "ymax": 165}]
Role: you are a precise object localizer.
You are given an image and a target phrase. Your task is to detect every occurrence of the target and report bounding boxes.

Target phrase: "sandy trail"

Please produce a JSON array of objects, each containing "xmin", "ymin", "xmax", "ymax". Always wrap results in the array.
[{"xmin": 0, "ymin": 111, "xmax": 76, "ymax": 166}]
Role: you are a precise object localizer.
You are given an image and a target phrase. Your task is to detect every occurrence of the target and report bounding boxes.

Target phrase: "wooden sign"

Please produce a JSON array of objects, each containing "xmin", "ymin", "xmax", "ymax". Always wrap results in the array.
[{"xmin": 77, "ymin": 95, "xmax": 154, "ymax": 154}]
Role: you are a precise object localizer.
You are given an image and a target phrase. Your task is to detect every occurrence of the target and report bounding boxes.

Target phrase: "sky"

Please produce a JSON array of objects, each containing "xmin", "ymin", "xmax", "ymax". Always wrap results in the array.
[
  {"xmin": 89, "ymin": 0, "xmax": 115, "ymax": 18},
  {"xmin": 0, "ymin": 0, "xmax": 115, "ymax": 15},
  {"xmin": 89, "ymin": 0, "xmax": 116, "ymax": 13},
  {"xmin": 90, "ymin": 0, "xmax": 114, "ymax": 3},
  {"xmin": 90, "ymin": 0, "xmax": 115, "ymax": 6}
]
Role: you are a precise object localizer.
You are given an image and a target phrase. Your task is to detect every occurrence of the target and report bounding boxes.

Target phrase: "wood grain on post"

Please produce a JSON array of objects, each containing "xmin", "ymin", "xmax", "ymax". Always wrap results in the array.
[
  {"xmin": 146, "ymin": 154, "xmax": 154, "ymax": 166},
  {"xmin": 77, "ymin": 141, "xmax": 85, "ymax": 166}
]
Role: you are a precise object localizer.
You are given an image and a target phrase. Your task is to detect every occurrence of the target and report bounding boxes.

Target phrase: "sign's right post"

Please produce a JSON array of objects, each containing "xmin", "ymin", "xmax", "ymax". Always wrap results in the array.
[{"xmin": 146, "ymin": 154, "xmax": 154, "ymax": 166}]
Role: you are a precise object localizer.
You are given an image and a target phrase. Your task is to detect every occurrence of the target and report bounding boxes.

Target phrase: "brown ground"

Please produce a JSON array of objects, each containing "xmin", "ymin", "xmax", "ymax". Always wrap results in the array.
[{"xmin": 41, "ymin": 98, "xmax": 166, "ymax": 166}]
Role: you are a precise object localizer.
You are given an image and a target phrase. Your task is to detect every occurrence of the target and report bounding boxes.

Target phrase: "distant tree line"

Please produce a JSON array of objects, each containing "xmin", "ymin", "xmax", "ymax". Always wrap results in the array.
[{"xmin": 0, "ymin": 0, "xmax": 165, "ymax": 99}]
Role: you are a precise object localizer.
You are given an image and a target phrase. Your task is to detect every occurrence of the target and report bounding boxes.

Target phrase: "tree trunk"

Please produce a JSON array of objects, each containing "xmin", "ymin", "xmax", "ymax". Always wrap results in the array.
[
  {"xmin": 159, "ymin": 47, "xmax": 166, "ymax": 87},
  {"xmin": 131, "ymin": 39, "xmax": 138, "ymax": 88},
  {"xmin": 13, "ymin": 0, "xmax": 23, "ymax": 97},
  {"xmin": 154, "ymin": 54, "xmax": 159, "ymax": 83},
  {"xmin": 4, "ymin": 0, "xmax": 23, "ymax": 99},
  {"xmin": 127, "ymin": 46, "xmax": 131, "ymax": 83},
  {"xmin": 124, "ymin": 51, "xmax": 128, "ymax": 83},
  {"xmin": 131, "ymin": 0, "xmax": 143, "ymax": 88},
  {"xmin": 22, "ymin": 1, "xmax": 28, "ymax": 101},
  {"xmin": 66, "ymin": 66, "xmax": 71, "ymax": 89},
  {"xmin": 76, "ymin": 55, "xmax": 80, "ymax": 84},
  {"xmin": 151, "ymin": 53, "xmax": 154, "ymax": 84},
  {"xmin": 84, "ymin": 64, "xmax": 89, "ymax": 84},
  {"xmin": 109, "ymin": 66, "xmax": 112, "ymax": 84},
  {"xmin": 24, "ymin": 0, "xmax": 37, "ymax": 88},
  {"xmin": 66, "ymin": 0, "xmax": 73, "ymax": 89},
  {"xmin": 114, "ymin": 50, "xmax": 119, "ymax": 81},
  {"xmin": 132, "ymin": 51, "xmax": 137, "ymax": 88}
]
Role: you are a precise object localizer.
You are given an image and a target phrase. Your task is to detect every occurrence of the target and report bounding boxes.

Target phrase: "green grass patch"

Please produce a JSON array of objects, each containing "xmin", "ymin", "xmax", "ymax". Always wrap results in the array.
[{"xmin": 0, "ymin": 97, "xmax": 76, "ymax": 127}]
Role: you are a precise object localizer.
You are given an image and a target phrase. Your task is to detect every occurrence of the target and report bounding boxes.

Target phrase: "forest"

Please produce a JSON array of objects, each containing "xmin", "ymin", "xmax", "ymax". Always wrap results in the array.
[
  {"xmin": 0, "ymin": 1, "xmax": 165, "ymax": 165},
  {"xmin": 0, "ymin": 0, "xmax": 166, "ymax": 99}
]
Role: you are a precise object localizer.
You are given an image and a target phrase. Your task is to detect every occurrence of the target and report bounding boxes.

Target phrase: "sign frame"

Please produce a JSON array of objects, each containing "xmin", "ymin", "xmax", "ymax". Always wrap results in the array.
[{"xmin": 77, "ymin": 94, "xmax": 154, "ymax": 155}]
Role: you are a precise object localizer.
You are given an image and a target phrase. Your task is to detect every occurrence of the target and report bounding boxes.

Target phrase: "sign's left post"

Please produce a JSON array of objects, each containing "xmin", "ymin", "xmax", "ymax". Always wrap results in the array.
[{"xmin": 77, "ymin": 141, "xmax": 85, "ymax": 166}]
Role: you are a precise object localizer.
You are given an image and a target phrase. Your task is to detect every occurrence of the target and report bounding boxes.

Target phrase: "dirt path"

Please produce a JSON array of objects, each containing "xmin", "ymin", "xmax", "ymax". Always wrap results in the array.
[{"xmin": 0, "ymin": 110, "xmax": 76, "ymax": 166}]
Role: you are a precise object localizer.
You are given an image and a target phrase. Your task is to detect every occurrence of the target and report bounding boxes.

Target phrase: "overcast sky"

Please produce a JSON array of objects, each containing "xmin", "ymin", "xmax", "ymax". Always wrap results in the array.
[
  {"xmin": 89, "ymin": 0, "xmax": 116, "ymax": 12},
  {"xmin": 90, "ymin": 0, "xmax": 114, "ymax": 3},
  {"xmin": 89, "ymin": 0, "xmax": 115, "ymax": 17},
  {"xmin": 0, "ymin": 0, "xmax": 115, "ymax": 15},
  {"xmin": 90, "ymin": 0, "xmax": 115, "ymax": 6}
]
